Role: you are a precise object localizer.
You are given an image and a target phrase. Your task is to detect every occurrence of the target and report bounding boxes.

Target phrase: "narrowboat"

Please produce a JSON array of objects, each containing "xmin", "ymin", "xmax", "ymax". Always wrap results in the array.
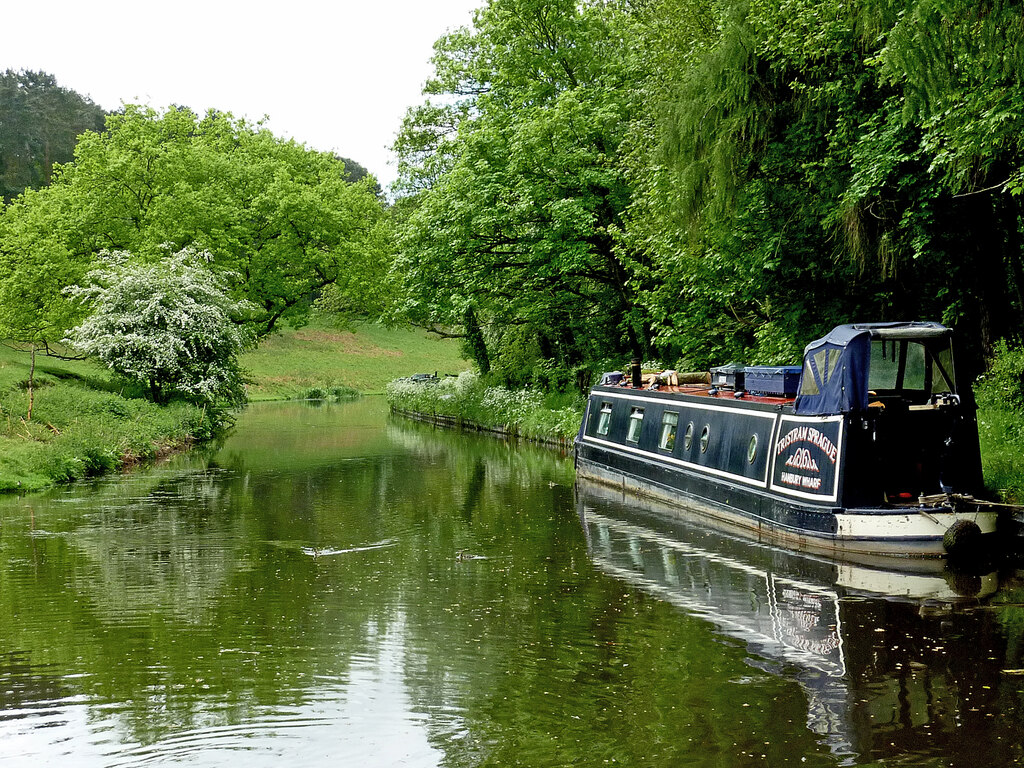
[{"xmin": 574, "ymin": 322, "xmax": 999, "ymax": 557}]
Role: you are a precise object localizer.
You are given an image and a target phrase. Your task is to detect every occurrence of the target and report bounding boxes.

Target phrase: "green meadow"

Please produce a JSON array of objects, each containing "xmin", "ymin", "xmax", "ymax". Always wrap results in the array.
[
  {"xmin": 242, "ymin": 320, "xmax": 470, "ymax": 399},
  {"xmin": 0, "ymin": 344, "xmax": 212, "ymax": 491}
]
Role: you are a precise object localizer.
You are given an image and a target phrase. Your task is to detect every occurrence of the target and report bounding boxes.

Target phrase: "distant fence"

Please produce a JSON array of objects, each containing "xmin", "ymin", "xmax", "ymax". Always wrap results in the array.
[{"xmin": 389, "ymin": 407, "xmax": 574, "ymax": 452}]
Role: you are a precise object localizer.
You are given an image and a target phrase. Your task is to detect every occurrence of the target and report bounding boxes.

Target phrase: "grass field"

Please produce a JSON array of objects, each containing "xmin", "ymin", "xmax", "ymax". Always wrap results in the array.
[
  {"xmin": 0, "ymin": 319, "xmax": 470, "ymax": 492},
  {"xmin": 242, "ymin": 319, "xmax": 471, "ymax": 399},
  {"xmin": 0, "ymin": 344, "xmax": 212, "ymax": 491}
]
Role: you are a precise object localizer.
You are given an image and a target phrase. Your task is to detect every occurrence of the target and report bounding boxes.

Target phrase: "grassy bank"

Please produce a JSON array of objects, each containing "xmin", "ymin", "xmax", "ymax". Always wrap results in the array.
[
  {"xmin": 974, "ymin": 343, "xmax": 1024, "ymax": 504},
  {"xmin": 385, "ymin": 371, "xmax": 583, "ymax": 445},
  {"xmin": 0, "ymin": 345, "xmax": 214, "ymax": 492},
  {"xmin": 978, "ymin": 406, "xmax": 1024, "ymax": 503},
  {"xmin": 242, "ymin": 320, "xmax": 470, "ymax": 400},
  {"xmin": 0, "ymin": 319, "xmax": 470, "ymax": 493}
]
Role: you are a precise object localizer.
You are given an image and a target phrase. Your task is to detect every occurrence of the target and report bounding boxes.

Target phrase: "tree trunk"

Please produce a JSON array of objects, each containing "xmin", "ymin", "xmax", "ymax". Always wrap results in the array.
[
  {"xmin": 463, "ymin": 306, "xmax": 490, "ymax": 374},
  {"xmin": 27, "ymin": 344, "xmax": 36, "ymax": 421}
]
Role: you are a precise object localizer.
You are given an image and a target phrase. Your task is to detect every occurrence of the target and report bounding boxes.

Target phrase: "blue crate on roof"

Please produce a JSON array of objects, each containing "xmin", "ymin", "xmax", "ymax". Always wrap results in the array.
[{"xmin": 743, "ymin": 365, "xmax": 802, "ymax": 396}]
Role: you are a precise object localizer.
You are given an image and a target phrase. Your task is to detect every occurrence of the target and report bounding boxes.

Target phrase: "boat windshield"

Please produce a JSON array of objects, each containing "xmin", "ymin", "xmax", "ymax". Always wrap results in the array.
[{"xmin": 867, "ymin": 337, "xmax": 956, "ymax": 399}]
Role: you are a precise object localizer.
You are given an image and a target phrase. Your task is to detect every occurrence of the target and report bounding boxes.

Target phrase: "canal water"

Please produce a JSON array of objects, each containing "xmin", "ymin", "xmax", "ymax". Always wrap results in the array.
[{"xmin": 1, "ymin": 398, "xmax": 1023, "ymax": 766}]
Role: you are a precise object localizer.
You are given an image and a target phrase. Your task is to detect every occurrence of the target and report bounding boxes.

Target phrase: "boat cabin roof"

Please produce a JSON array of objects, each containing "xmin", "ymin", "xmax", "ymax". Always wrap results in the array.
[
  {"xmin": 595, "ymin": 381, "xmax": 795, "ymax": 407},
  {"xmin": 596, "ymin": 321, "xmax": 958, "ymax": 417},
  {"xmin": 795, "ymin": 321, "xmax": 955, "ymax": 415},
  {"xmin": 826, "ymin": 321, "xmax": 951, "ymax": 343}
]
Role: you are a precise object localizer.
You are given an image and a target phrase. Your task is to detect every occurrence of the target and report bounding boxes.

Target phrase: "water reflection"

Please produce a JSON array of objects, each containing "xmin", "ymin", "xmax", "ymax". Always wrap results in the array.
[
  {"xmin": 0, "ymin": 400, "xmax": 580, "ymax": 766},
  {"xmin": 577, "ymin": 478, "xmax": 1020, "ymax": 765},
  {"xmin": 0, "ymin": 400, "xmax": 1023, "ymax": 766}
]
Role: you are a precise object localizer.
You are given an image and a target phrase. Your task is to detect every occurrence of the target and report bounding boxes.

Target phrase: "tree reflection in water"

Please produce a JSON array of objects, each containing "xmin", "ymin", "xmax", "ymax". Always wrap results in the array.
[{"xmin": 0, "ymin": 400, "xmax": 1021, "ymax": 766}]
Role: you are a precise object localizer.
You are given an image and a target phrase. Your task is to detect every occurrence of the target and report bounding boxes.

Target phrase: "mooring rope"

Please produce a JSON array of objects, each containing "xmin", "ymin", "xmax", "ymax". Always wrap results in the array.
[{"xmin": 919, "ymin": 492, "xmax": 1024, "ymax": 513}]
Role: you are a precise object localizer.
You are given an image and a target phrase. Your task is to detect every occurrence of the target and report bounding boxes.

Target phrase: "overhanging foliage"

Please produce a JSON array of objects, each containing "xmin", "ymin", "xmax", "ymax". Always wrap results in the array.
[{"xmin": 394, "ymin": 0, "xmax": 1024, "ymax": 386}]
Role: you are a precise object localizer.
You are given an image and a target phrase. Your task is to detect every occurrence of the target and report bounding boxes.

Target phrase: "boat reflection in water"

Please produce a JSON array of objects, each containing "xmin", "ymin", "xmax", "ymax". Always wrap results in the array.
[{"xmin": 576, "ymin": 478, "xmax": 1011, "ymax": 765}]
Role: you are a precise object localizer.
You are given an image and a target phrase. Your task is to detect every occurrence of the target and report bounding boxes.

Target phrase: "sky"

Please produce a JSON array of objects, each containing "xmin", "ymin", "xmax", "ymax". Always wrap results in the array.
[{"xmin": 2, "ymin": 0, "xmax": 482, "ymax": 188}]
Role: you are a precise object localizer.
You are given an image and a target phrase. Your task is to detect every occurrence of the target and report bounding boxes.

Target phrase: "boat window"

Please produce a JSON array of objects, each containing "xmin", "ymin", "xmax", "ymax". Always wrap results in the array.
[
  {"xmin": 596, "ymin": 402, "xmax": 613, "ymax": 436},
  {"xmin": 868, "ymin": 339, "xmax": 900, "ymax": 390},
  {"xmin": 812, "ymin": 348, "xmax": 840, "ymax": 385},
  {"xmin": 700, "ymin": 425, "xmax": 710, "ymax": 453},
  {"xmin": 659, "ymin": 411, "xmax": 678, "ymax": 451},
  {"xmin": 825, "ymin": 348, "xmax": 840, "ymax": 381},
  {"xmin": 626, "ymin": 407, "xmax": 644, "ymax": 443},
  {"xmin": 931, "ymin": 343, "xmax": 956, "ymax": 393},
  {"xmin": 747, "ymin": 434, "xmax": 758, "ymax": 464},
  {"xmin": 868, "ymin": 339, "xmax": 932, "ymax": 395},
  {"xmin": 799, "ymin": 360, "xmax": 819, "ymax": 395},
  {"xmin": 903, "ymin": 342, "xmax": 926, "ymax": 391},
  {"xmin": 684, "ymin": 422, "xmax": 694, "ymax": 450}
]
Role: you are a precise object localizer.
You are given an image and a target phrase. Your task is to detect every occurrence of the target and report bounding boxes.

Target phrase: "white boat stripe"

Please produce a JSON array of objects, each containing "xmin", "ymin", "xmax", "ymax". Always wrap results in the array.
[
  {"xmin": 580, "ymin": 435, "xmax": 770, "ymax": 488},
  {"xmin": 593, "ymin": 389, "xmax": 778, "ymax": 420}
]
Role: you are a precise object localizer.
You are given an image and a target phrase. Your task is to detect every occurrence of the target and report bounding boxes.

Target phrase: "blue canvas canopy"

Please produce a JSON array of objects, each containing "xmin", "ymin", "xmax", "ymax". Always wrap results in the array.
[{"xmin": 794, "ymin": 322, "xmax": 951, "ymax": 416}]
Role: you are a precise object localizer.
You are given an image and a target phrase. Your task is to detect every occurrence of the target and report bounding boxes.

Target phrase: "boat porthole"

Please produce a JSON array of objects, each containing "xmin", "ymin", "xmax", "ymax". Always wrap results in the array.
[
  {"xmin": 700, "ymin": 425, "xmax": 710, "ymax": 453},
  {"xmin": 747, "ymin": 434, "xmax": 758, "ymax": 464},
  {"xmin": 684, "ymin": 422, "xmax": 694, "ymax": 450}
]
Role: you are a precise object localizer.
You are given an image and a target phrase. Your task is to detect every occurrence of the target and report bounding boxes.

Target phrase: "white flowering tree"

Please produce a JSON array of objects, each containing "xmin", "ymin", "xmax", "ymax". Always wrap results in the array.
[{"xmin": 64, "ymin": 249, "xmax": 256, "ymax": 409}]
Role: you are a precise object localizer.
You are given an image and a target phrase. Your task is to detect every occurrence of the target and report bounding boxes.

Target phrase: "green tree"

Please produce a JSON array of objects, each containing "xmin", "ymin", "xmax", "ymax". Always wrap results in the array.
[
  {"xmin": 63, "ymin": 249, "xmax": 256, "ymax": 408},
  {"xmin": 335, "ymin": 155, "xmax": 383, "ymax": 198},
  {"xmin": 390, "ymin": 0, "xmax": 1024, "ymax": 379},
  {"xmin": 0, "ymin": 183, "xmax": 89, "ymax": 418},
  {"xmin": 0, "ymin": 105, "xmax": 390, "ymax": 342},
  {"xmin": 850, "ymin": 0, "xmax": 1024, "ymax": 370},
  {"xmin": 628, "ymin": 0, "xmax": 1024, "ymax": 371},
  {"xmin": 393, "ymin": 0, "xmax": 652, "ymax": 389},
  {"xmin": 0, "ymin": 70, "xmax": 106, "ymax": 416},
  {"xmin": 623, "ymin": 0, "xmax": 881, "ymax": 367},
  {"xmin": 0, "ymin": 70, "xmax": 106, "ymax": 202}
]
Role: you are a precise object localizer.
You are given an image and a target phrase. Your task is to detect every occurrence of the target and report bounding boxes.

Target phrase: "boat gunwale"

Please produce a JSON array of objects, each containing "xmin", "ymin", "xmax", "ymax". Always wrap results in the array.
[
  {"xmin": 575, "ymin": 456, "xmax": 998, "ymax": 558},
  {"xmin": 590, "ymin": 383, "xmax": 796, "ymax": 413}
]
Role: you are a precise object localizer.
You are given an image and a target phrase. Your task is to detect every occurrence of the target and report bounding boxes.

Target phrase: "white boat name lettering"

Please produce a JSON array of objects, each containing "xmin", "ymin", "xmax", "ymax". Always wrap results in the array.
[
  {"xmin": 779, "ymin": 471, "xmax": 822, "ymax": 490},
  {"xmin": 775, "ymin": 426, "xmax": 838, "ymax": 463}
]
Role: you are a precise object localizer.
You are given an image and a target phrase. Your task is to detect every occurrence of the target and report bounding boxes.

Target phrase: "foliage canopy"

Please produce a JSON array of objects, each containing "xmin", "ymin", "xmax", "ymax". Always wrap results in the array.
[
  {"xmin": 393, "ymin": 0, "xmax": 1024, "ymax": 386},
  {"xmin": 393, "ymin": 0, "xmax": 652, "ymax": 389},
  {"xmin": 0, "ymin": 69, "xmax": 106, "ymax": 202},
  {"xmin": 0, "ymin": 105, "xmax": 390, "ymax": 351}
]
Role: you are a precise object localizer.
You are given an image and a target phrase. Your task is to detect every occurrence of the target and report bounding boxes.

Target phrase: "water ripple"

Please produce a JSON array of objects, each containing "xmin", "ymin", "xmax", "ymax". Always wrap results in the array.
[
  {"xmin": 100, "ymin": 709, "xmax": 445, "ymax": 768},
  {"xmin": 300, "ymin": 539, "xmax": 397, "ymax": 557}
]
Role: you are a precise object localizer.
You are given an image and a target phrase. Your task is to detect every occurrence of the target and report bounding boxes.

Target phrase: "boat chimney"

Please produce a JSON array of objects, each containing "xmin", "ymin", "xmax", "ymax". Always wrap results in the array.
[{"xmin": 631, "ymin": 358, "xmax": 642, "ymax": 389}]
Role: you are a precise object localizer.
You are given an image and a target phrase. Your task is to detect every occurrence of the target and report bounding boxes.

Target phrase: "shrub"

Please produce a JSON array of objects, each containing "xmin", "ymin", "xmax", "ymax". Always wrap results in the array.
[
  {"xmin": 299, "ymin": 384, "xmax": 361, "ymax": 402},
  {"xmin": 386, "ymin": 371, "xmax": 583, "ymax": 442},
  {"xmin": 64, "ymin": 248, "xmax": 256, "ymax": 409},
  {"xmin": 975, "ymin": 339, "xmax": 1024, "ymax": 411}
]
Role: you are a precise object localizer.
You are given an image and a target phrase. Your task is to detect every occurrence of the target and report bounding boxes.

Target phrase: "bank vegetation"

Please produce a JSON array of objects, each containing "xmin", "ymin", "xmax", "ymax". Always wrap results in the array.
[
  {"xmin": 390, "ymin": 0, "xmax": 1024, "ymax": 392},
  {"xmin": 386, "ymin": 372, "xmax": 581, "ymax": 447}
]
